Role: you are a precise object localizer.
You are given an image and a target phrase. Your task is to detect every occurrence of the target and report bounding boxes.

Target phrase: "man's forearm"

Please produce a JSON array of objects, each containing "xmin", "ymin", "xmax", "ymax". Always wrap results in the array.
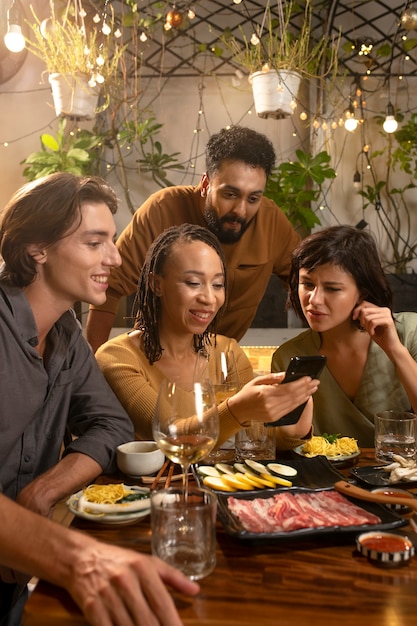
[
  {"xmin": 86, "ymin": 309, "xmax": 117, "ymax": 352},
  {"xmin": 16, "ymin": 453, "xmax": 103, "ymax": 517}
]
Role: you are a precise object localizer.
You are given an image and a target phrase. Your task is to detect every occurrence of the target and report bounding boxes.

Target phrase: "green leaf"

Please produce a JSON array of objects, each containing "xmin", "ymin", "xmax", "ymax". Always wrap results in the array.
[{"xmin": 41, "ymin": 134, "xmax": 60, "ymax": 151}]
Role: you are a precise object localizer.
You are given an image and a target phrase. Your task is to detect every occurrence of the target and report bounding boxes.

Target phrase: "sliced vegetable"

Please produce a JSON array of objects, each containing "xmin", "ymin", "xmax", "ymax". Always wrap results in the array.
[
  {"xmin": 222, "ymin": 475, "xmax": 253, "ymax": 491},
  {"xmin": 198, "ymin": 466, "xmax": 222, "ymax": 477},
  {"xmin": 234, "ymin": 462, "xmax": 248, "ymax": 474},
  {"xmin": 267, "ymin": 463, "xmax": 298, "ymax": 478},
  {"xmin": 203, "ymin": 476, "xmax": 236, "ymax": 492},
  {"xmin": 245, "ymin": 459, "xmax": 268, "ymax": 475},
  {"xmin": 243, "ymin": 472, "xmax": 275, "ymax": 489},
  {"xmin": 235, "ymin": 472, "xmax": 263, "ymax": 488},
  {"xmin": 215, "ymin": 463, "xmax": 236, "ymax": 475},
  {"xmin": 260, "ymin": 472, "xmax": 292, "ymax": 487}
]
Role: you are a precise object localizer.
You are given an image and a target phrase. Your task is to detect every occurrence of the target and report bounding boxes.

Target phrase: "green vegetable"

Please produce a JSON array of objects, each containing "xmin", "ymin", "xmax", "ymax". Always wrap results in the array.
[
  {"xmin": 120, "ymin": 492, "xmax": 150, "ymax": 503},
  {"xmin": 322, "ymin": 433, "xmax": 341, "ymax": 444}
]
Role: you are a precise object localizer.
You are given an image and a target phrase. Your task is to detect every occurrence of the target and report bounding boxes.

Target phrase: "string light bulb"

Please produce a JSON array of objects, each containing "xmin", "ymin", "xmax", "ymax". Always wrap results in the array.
[
  {"xmin": 383, "ymin": 103, "xmax": 398, "ymax": 134},
  {"xmin": 4, "ymin": 1, "xmax": 25, "ymax": 53},
  {"xmin": 353, "ymin": 171, "xmax": 361, "ymax": 190},
  {"xmin": 344, "ymin": 102, "xmax": 358, "ymax": 132}
]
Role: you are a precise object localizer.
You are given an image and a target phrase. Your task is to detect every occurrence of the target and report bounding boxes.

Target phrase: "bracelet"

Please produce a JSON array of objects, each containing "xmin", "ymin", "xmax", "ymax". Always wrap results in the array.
[{"xmin": 226, "ymin": 398, "xmax": 251, "ymax": 428}]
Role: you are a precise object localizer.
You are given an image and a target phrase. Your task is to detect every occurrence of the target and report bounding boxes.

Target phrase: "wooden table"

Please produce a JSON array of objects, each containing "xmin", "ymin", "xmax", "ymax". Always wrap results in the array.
[{"xmin": 23, "ymin": 450, "xmax": 417, "ymax": 626}]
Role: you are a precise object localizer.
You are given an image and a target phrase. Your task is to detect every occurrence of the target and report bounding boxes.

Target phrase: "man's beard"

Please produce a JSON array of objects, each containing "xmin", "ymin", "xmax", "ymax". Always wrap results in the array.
[{"xmin": 203, "ymin": 205, "xmax": 248, "ymax": 244}]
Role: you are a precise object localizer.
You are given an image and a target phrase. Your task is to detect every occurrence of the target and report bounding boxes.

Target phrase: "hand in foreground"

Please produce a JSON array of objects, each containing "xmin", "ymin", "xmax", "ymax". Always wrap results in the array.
[
  {"xmin": 67, "ymin": 540, "xmax": 199, "ymax": 626},
  {"xmin": 228, "ymin": 372, "xmax": 319, "ymax": 428}
]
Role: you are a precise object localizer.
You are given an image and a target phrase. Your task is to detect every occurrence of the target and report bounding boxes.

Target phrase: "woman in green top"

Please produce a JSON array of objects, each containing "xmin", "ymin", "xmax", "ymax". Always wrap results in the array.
[{"xmin": 272, "ymin": 225, "xmax": 417, "ymax": 447}]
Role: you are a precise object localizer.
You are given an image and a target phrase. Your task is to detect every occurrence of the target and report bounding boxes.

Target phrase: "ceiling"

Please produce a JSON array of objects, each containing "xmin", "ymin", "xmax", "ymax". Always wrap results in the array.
[
  {"xmin": 1, "ymin": 1, "xmax": 415, "ymax": 85},
  {"xmin": 129, "ymin": 1, "xmax": 417, "ymax": 80}
]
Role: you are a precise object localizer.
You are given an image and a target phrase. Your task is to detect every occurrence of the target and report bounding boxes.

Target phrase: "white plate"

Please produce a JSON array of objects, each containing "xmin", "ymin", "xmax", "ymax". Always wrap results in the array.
[
  {"xmin": 67, "ymin": 485, "xmax": 151, "ymax": 525},
  {"xmin": 294, "ymin": 444, "xmax": 361, "ymax": 465}
]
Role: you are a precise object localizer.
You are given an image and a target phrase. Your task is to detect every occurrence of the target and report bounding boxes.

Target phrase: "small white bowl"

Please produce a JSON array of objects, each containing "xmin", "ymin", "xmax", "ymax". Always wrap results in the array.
[
  {"xmin": 117, "ymin": 441, "xmax": 165, "ymax": 477},
  {"xmin": 356, "ymin": 531, "xmax": 415, "ymax": 568}
]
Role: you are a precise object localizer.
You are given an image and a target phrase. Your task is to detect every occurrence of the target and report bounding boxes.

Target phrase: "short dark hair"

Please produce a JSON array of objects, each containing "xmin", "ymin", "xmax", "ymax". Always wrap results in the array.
[
  {"xmin": 288, "ymin": 225, "xmax": 392, "ymax": 319},
  {"xmin": 134, "ymin": 223, "xmax": 227, "ymax": 364},
  {"xmin": 205, "ymin": 126, "xmax": 276, "ymax": 178},
  {"xmin": 0, "ymin": 173, "xmax": 118, "ymax": 287}
]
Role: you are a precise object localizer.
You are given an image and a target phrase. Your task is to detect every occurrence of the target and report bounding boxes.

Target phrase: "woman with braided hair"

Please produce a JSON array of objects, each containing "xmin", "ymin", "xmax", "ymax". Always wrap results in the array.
[{"xmin": 96, "ymin": 224, "xmax": 318, "ymax": 451}]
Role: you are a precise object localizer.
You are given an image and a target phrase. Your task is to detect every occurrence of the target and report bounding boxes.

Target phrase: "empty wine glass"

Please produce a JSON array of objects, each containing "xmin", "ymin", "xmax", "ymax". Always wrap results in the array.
[{"xmin": 153, "ymin": 379, "xmax": 219, "ymax": 495}]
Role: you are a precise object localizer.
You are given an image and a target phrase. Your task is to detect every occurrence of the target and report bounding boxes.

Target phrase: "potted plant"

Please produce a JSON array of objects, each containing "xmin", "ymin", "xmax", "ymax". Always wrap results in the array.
[
  {"xmin": 21, "ymin": 118, "xmax": 103, "ymax": 180},
  {"xmin": 264, "ymin": 149, "xmax": 336, "ymax": 234},
  {"xmin": 23, "ymin": 1, "xmax": 125, "ymax": 119},
  {"xmin": 221, "ymin": 0, "xmax": 340, "ymax": 119}
]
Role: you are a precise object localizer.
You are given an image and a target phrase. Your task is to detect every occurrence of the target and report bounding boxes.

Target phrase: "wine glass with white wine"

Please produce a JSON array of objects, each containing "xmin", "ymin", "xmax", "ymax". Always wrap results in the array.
[
  {"xmin": 153, "ymin": 379, "xmax": 219, "ymax": 495},
  {"xmin": 200, "ymin": 349, "xmax": 240, "ymax": 463}
]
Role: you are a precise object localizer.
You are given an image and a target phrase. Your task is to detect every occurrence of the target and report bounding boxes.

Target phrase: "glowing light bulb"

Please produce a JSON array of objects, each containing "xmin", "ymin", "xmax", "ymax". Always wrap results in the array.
[
  {"xmin": 383, "ymin": 103, "xmax": 398, "ymax": 134},
  {"xmin": 4, "ymin": 25, "xmax": 25, "ymax": 52},
  {"xmin": 383, "ymin": 116, "xmax": 398, "ymax": 134},
  {"xmin": 102, "ymin": 22, "xmax": 111, "ymax": 36},
  {"xmin": 140, "ymin": 32, "xmax": 147, "ymax": 42},
  {"xmin": 344, "ymin": 117, "xmax": 358, "ymax": 132},
  {"xmin": 250, "ymin": 33, "xmax": 260, "ymax": 45},
  {"xmin": 300, "ymin": 111, "xmax": 307, "ymax": 121}
]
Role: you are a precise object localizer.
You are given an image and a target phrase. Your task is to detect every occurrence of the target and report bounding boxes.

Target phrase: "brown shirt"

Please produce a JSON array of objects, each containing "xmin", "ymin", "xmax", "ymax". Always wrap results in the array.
[{"xmin": 90, "ymin": 184, "xmax": 299, "ymax": 341}]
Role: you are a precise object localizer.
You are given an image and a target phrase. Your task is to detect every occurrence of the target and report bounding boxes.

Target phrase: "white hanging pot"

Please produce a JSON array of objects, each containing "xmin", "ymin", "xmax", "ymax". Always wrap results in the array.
[
  {"xmin": 249, "ymin": 69, "xmax": 301, "ymax": 119},
  {"xmin": 49, "ymin": 73, "xmax": 100, "ymax": 120}
]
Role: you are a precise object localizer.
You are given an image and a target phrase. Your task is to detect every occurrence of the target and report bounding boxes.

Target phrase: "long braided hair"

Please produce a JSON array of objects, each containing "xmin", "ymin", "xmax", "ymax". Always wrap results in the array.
[{"xmin": 134, "ymin": 224, "xmax": 227, "ymax": 364}]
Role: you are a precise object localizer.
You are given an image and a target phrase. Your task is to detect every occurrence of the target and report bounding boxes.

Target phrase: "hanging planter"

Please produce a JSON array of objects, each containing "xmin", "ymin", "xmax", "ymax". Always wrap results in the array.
[
  {"xmin": 24, "ymin": 1, "xmax": 125, "ymax": 119},
  {"xmin": 249, "ymin": 69, "xmax": 301, "ymax": 119},
  {"xmin": 49, "ymin": 73, "xmax": 100, "ymax": 119},
  {"xmin": 221, "ymin": 0, "xmax": 340, "ymax": 119}
]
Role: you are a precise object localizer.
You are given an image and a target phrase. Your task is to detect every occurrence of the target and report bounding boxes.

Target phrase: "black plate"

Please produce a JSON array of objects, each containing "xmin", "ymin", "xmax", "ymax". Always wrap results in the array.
[
  {"xmin": 350, "ymin": 465, "xmax": 417, "ymax": 488},
  {"xmin": 196, "ymin": 455, "xmax": 345, "ymax": 494},
  {"xmin": 216, "ymin": 488, "xmax": 406, "ymax": 541}
]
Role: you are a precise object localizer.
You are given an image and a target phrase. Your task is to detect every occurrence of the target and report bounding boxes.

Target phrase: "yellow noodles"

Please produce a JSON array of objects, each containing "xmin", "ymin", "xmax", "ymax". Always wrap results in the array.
[
  {"xmin": 83, "ymin": 483, "xmax": 133, "ymax": 504},
  {"xmin": 301, "ymin": 435, "xmax": 358, "ymax": 458}
]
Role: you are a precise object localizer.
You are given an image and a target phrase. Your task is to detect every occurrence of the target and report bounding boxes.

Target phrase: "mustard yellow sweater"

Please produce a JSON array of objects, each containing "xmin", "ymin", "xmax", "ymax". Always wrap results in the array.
[{"xmin": 96, "ymin": 333, "xmax": 306, "ymax": 450}]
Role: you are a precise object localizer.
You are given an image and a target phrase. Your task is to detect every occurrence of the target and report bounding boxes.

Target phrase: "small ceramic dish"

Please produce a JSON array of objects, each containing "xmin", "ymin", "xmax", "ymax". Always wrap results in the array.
[
  {"xmin": 117, "ymin": 441, "xmax": 165, "ymax": 477},
  {"xmin": 356, "ymin": 531, "xmax": 415, "ymax": 567},
  {"xmin": 371, "ymin": 487, "xmax": 415, "ymax": 513}
]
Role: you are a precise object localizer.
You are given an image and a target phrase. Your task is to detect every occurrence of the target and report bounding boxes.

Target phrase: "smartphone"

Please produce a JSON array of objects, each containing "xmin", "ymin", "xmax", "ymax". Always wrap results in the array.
[{"xmin": 265, "ymin": 355, "xmax": 327, "ymax": 427}]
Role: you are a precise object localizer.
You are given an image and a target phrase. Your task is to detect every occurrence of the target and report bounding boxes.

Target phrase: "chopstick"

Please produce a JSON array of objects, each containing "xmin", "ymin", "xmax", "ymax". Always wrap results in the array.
[
  {"xmin": 150, "ymin": 458, "xmax": 170, "ymax": 491},
  {"xmin": 165, "ymin": 462, "xmax": 175, "ymax": 488}
]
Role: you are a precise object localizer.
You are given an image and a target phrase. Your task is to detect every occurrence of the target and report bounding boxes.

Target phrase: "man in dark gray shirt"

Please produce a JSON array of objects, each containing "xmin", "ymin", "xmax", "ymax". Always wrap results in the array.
[{"xmin": 0, "ymin": 174, "xmax": 198, "ymax": 626}]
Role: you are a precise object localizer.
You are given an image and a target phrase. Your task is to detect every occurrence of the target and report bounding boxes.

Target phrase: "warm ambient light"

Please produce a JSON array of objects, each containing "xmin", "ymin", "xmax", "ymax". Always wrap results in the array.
[
  {"xmin": 4, "ymin": 24, "xmax": 25, "ymax": 52},
  {"xmin": 344, "ymin": 102, "xmax": 358, "ymax": 132},
  {"xmin": 4, "ymin": 2, "xmax": 25, "ymax": 53},
  {"xmin": 383, "ymin": 103, "xmax": 398, "ymax": 134},
  {"xmin": 344, "ymin": 116, "xmax": 358, "ymax": 132}
]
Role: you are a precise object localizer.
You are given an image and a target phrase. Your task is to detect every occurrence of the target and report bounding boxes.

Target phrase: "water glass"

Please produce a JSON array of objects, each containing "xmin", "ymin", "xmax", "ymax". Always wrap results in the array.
[
  {"xmin": 235, "ymin": 421, "xmax": 276, "ymax": 462},
  {"xmin": 151, "ymin": 486, "xmax": 217, "ymax": 580},
  {"xmin": 374, "ymin": 410, "xmax": 417, "ymax": 463}
]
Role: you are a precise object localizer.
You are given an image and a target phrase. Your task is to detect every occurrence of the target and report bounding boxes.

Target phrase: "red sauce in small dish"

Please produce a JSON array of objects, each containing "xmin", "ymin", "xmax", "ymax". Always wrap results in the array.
[{"xmin": 361, "ymin": 535, "xmax": 409, "ymax": 553}]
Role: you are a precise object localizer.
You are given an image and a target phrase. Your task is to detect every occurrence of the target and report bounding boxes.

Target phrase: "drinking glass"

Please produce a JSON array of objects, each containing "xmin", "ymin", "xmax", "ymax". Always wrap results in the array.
[
  {"xmin": 200, "ymin": 349, "xmax": 240, "ymax": 463},
  {"xmin": 212, "ymin": 349, "xmax": 240, "ymax": 402},
  {"xmin": 153, "ymin": 379, "xmax": 219, "ymax": 495},
  {"xmin": 374, "ymin": 410, "xmax": 417, "ymax": 463}
]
